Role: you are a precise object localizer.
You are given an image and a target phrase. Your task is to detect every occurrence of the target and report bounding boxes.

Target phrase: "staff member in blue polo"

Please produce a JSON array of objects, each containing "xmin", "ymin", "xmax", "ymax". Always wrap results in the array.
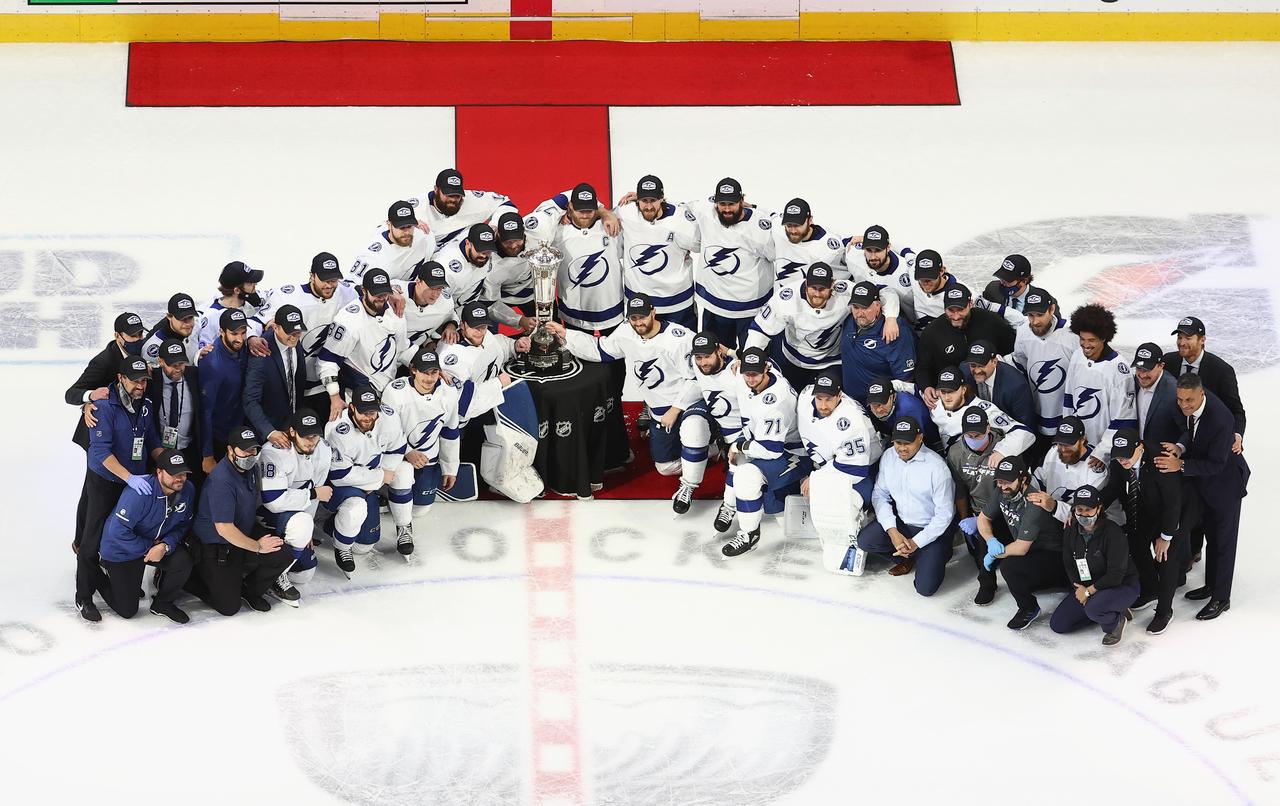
[
  {"xmin": 1050, "ymin": 485, "xmax": 1139, "ymax": 646},
  {"xmin": 77, "ymin": 356, "xmax": 160, "ymax": 622},
  {"xmin": 185, "ymin": 426, "xmax": 292, "ymax": 616},
  {"xmin": 96, "ymin": 449, "xmax": 197, "ymax": 624}
]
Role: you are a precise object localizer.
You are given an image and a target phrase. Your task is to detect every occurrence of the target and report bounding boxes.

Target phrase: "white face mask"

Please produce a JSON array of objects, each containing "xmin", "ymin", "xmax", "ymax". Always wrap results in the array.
[
  {"xmin": 232, "ymin": 453, "xmax": 257, "ymax": 471},
  {"xmin": 1077, "ymin": 514, "xmax": 1099, "ymax": 532}
]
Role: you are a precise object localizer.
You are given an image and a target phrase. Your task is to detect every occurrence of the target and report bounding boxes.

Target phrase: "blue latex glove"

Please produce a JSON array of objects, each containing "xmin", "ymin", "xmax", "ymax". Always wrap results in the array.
[
  {"xmin": 985, "ymin": 537, "xmax": 1003, "ymax": 557},
  {"xmin": 959, "ymin": 516, "xmax": 978, "ymax": 536},
  {"xmin": 125, "ymin": 474, "xmax": 153, "ymax": 496},
  {"xmin": 983, "ymin": 551, "xmax": 998, "ymax": 571}
]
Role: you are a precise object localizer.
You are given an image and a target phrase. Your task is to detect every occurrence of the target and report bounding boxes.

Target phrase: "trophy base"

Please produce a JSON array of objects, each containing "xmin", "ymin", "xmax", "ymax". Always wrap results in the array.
[{"xmin": 508, "ymin": 350, "xmax": 583, "ymax": 382}]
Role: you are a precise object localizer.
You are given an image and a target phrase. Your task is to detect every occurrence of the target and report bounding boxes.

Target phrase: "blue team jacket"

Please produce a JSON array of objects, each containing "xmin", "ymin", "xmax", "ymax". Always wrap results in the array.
[
  {"xmin": 88, "ymin": 385, "xmax": 159, "ymax": 483},
  {"xmin": 99, "ymin": 476, "xmax": 195, "ymax": 562},
  {"xmin": 199, "ymin": 336, "xmax": 249, "ymax": 457},
  {"xmin": 840, "ymin": 314, "xmax": 917, "ymax": 404}
]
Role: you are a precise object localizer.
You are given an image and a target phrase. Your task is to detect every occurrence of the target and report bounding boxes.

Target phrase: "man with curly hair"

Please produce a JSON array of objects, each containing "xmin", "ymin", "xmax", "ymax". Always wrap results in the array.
[{"xmin": 1065, "ymin": 303, "xmax": 1137, "ymax": 462}]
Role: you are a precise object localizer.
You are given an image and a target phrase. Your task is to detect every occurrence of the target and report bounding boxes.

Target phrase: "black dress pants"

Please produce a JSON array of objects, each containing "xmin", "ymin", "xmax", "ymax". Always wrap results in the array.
[
  {"xmin": 183, "ymin": 542, "xmax": 293, "ymax": 616},
  {"xmin": 77, "ymin": 471, "xmax": 126, "ymax": 602},
  {"xmin": 999, "ymin": 550, "xmax": 1070, "ymax": 612},
  {"xmin": 98, "ymin": 544, "xmax": 196, "ymax": 618}
]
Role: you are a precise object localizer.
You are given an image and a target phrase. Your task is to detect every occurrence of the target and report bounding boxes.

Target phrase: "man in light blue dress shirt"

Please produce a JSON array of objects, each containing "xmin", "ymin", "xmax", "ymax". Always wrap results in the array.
[{"xmin": 857, "ymin": 415, "xmax": 957, "ymax": 596}]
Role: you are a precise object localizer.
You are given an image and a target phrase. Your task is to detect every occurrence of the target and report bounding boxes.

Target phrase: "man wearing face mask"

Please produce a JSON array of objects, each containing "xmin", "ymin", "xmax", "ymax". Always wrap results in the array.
[
  {"xmin": 947, "ymin": 406, "xmax": 1004, "ymax": 604},
  {"xmin": 1051, "ymin": 485, "xmax": 1139, "ymax": 646},
  {"xmin": 186, "ymin": 426, "xmax": 290, "ymax": 615},
  {"xmin": 978, "ymin": 456, "xmax": 1068, "ymax": 629},
  {"xmin": 976, "ymin": 254, "xmax": 1034, "ymax": 328},
  {"xmin": 195, "ymin": 261, "xmax": 269, "ymax": 356},
  {"xmin": 199, "ymin": 308, "xmax": 251, "ymax": 474},
  {"xmin": 76, "ymin": 358, "xmax": 161, "ymax": 622},
  {"xmin": 317, "ymin": 269, "xmax": 408, "ymax": 410}
]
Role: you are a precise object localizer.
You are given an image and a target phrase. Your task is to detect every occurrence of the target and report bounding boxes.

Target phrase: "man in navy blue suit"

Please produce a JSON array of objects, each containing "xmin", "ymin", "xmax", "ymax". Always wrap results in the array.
[
  {"xmin": 961, "ymin": 340, "xmax": 1037, "ymax": 434},
  {"xmin": 243, "ymin": 304, "xmax": 308, "ymax": 450},
  {"xmin": 1154, "ymin": 372, "xmax": 1249, "ymax": 621}
]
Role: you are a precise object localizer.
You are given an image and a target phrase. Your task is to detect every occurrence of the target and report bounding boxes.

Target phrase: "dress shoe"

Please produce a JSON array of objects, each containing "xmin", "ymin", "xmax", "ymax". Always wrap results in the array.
[
  {"xmin": 1131, "ymin": 595, "xmax": 1157, "ymax": 611},
  {"xmin": 1102, "ymin": 608, "xmax": 1133, "ymax": 646},
  {"xmin": 1195, "ymin": 599, "xmax": 1230, "ymax": 620},
  {"xmin": 888, "ymin": 556, "xmax": 916, "ymax": 576},
  {"xmin": 1146, "ymin": 612, "xmax": 1172, "ymax": 635},
  {"xmin": 1185, "ymin": 585, "xmax": 1213, "ymax": 601}
]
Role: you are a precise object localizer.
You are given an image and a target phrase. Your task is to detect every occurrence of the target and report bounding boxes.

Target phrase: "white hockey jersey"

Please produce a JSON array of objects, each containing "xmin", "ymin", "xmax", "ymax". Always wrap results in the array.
[
  {"xmin": 694, "ymin": 360, "xmax": 745, "ymax": 442},
  {"xmin": 142, "ymin": 321, "xmax": 201, "ymax": 368},
  {"xmin": 1012, "ymin": 316, "xmax": 1078, "ymax": 437},
  {"xmin": 686, "ymin": 199, "xmax": 776, "ymax": 319},
  {"xmin": 325, "ymin": 407, "xmax": 407, "ymax": 492},
  {"xmin": 745, "ymin": 278, "xmax": 851, "ymax": 370},
  {"xmin": 563, "ymin": 321, "xmax": 696, "ymax": 415},
  {"xmin": 350, "ymin": 226, "xmax": 437, "ymax": 282},
  {"xmin": 381, "ymin": 376, "xmax": 462, "ymax": 475},
  {"xmin": 433, "ymin": 238, "xmax": 490, "ymax": 308},
  {"xmin": 525, "ymin": 209, "xmax": 625, "ymax": 331},
  {"xmin": 846, "ymin": 245, "xmax": 917, "ymax": 322},
  {"xmin": 195, "ymin": 299, "xmax": 264, "ymax": 350},
  {"xmin": 929, "ymin": 397, "xmax": 1036, "ymax": 458},
  {"xmin": 254, "ymin": 280, "xmax": 361, "ymax": 395},
  {"xmin": 736, "ymin": 371, "xmax": 806, "ymax": 460},
  {"xmin": 317, "ymin": 300, "xmax": 409, "ymax": 393},
  {"xmin": 483, "ymin": 252, "xmax": 534, "ymax": 308},
  {"xmin": 437, "ymin": 332, "xmax": 518, "ymax": 421},
  {"xmin": 770, "ymin": 224, "xmax": 850, "ymax": 287},
  {"xmin": 797, "ymin": 389, "xmax": 882, "ymax": 490},
  {"xmin": 615, "ymin": 202, "xmax": 698, "ymax": 316},
  {"xmin": 410, "ymin": 189, "xmax": 518, "ymax": 247},
  {"xmin": 258, "ymin": 441, "xmax": 334, "ymax": 514},
  {"xmin": 1034, "ymin": 445, "xmax": 1125, "ymax": 526},
  {"xmin": 1064, "ymin": 347, "xmax": 1138, "ymax": 458},
  {"xmin": 391, "ymin": 279, "xmax": 457, "ymax": 358}
]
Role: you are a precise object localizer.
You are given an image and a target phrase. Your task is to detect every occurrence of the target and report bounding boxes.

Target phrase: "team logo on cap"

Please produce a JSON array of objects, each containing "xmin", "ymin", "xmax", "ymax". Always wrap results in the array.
[
  {"xmin": 941, "ymin": 370, "xmax": 957, "ymax": 382},
  {"xmin": 396, "ymin": 206, "xmax": 411, "ymax": 218},
  {"xmin": 302, "ymin": 414, "xmax": 317, "ymax": 426},
  {"xmin": 502, "ymin": 220, "xmax": 518, "ymax": 231},
  {"xmin": 470, "ymin": 307, "xmax": 485, "ymax": 318},
  {"xmin": 917, "ymin": 258, "xmax": 934, "ymax": 269},
  {"xmin": 1027, "ymin": 293, "xmax": 1043, "ymax": 304},
  {"xmin": 1058, "ymin": 423, "xmax": 1073, "ymax": 433},
  {"xmin": 446, "ymin": 176, "xmax": 461, "ymax": 186},
  {"xmin": 177, "ymin": 298, "xmax": 193, "ymax": 309},
  {"xmin": 359, "ymin": 391, "xmax": 375, "ymax": 403},
  {"xmin": 127, "ymin": 314, "xmax": 141, "ymax": 325},
  {"xmin": 965, "ymin": 412, "xmax": 981, "ymax": 424},
  {"xmin": 694, "ymin": 336, "xmax": 710, "ymax": 347},
  {"xmin": 577, "ymin": 190, "xmax": 593, "ymax": 201},
  {"xmin": 870, "ymin": 383, "xmax": 885, "ymax": 394},
  {"xmin": 719, "ymin": 184, "xmax": 735, "ymax": 194},
  {"xmin": 812, "ymin": 266, "xmax": 830, "ymax": 277},
  {"xmin": 816, "ymin": 376, "xmax": 833, "ymax": 388},
  {"xmin": 946, "ymin": 288, "xmax": 963, "ymax": 299},
  {"xmin": 1115, "ymin": 436, "xmax": 1129, "ymax": 447},
  {"xmin": 240, "ymin": 428, "xmax": 255, "ymax": 440},
  {"xmin": 1180, "ymin": 317, "xmax": 1193, "ymax": 326},
  {"xmin": 323, "ymin": 259, "xmax": 338, "ymax": 271},
  {"xmin": 628, "ymin": 299, "xmax": 644, "ymax": 309},
  {"xmin": 168, "ymin": 455, "xmax": 184, "ymax": 466},
  {"xmin": 641, "ymin": 180, "xmax": 657, "ymax": 190},
  {"xmin": 164, "ymin": 342, "xmax": 182, "ymax": 354},
  {"xmin": 287, "ymin": 311, "xmax": 300, "ymax": 322},
  {"xmin": 786, "ymin": 204, "xmax": 802, "ymax": 215},
  {"xmin": 1137, "ymin": 348, "xmax": 1153, "ymax": 359},
  {"xmin": 479, "ymin": 230, "xmax": 494, "ymax": 242},
  {"xmin": 1002, "ymin": 258, "xmax": 1016, "ymax": 271},
  {"xmin": 895, "ymin": 421, "xmax": 911, "ymax": 432},
  {"xmin": 998, "ymin": 460, "xmax": 1013, "ymax": 472}
]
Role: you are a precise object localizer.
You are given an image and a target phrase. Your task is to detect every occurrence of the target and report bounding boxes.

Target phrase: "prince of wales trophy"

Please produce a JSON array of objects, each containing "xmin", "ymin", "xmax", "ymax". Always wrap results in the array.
[{"xmin": 510, "ymin": 242, "xmax": 578, "ymax": 377}]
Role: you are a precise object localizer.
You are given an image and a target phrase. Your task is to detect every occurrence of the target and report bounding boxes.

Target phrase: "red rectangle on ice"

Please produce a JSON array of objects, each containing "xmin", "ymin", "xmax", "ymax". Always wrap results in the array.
[{"xmin": 127, "ymin": 40, "xmax": 958, "ymax": 107}]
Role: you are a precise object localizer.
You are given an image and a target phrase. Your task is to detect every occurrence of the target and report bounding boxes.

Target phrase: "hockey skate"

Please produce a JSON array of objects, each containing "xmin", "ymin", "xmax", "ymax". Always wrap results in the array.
[
  {"xmin": 722, "ymin": 528, "xmax": 760, "ymax": 557},
  {"xmin": 672, "ymin": 481, "xmax": 695, "ymax": 515},
  {"xmin": 713, "ymin": 503, "xmax": 736, "ymax": 533}
]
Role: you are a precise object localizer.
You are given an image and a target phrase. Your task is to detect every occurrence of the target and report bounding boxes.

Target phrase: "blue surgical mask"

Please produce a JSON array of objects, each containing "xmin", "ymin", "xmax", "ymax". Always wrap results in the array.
[
  {"xmin": 963, "ymin": 433, "xmax": 990, "ymax": 452},
  {"xmin": 123, "ymin": 339, "xmax": 144, "ymax": 356}
]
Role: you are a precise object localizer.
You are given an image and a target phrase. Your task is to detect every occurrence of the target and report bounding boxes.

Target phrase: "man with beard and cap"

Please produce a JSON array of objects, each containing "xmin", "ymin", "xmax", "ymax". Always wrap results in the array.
[
  {"xmin": 350, "ymin": 200, "xmax": 439, "ymax": 282},
  {"xmin": 839, "ymin": 280, "xmax": 916, "ymax": 405},
  {"xmin": 258, "ymin": 408, "xmax": 334, "ymax": 605},
  {"xmin": 67, "ymin": 311, "xmax": 147, "ymax": 451},
  {"xmin": 865, "ymin": 377, "xmax": 941, "ymax": 455},
  {"xmin": 317, "ymin": 268, "xmax": 408, "ymax": 412},
  {"xmin": 75, "ymin": 357, "xmax": 160, "ymax": 622},
  {"xmin": 432, "ymin": 222, "xmax": 498, "ymax": 309},
  {"xmin": 1010, "ymin": 287, "xmax": 1077, "ymax": 465},
  {"xmin": 382, "ymin": 348, "xmax": 463, "ymax": 534},
  {"xmin": 976, "ymin": 254, "xmax": 1034, "ymax": 328},
  {"xmin": 1031, "ymin": 416, "xmax": 1123, "ymax": 527},
  {"xmin": 745, "ymin": 262, "xmax": 852, "ymax": 392},
  {"xmin": 611, "ymin": 175, "xmax": 700, "ymax": 330},
  {"xmin": 767, "ymin": 197, "xmax": 850, "ymax": 287},
  {"xmin": 484, "ymin": 211, "xmax": 538, "ymax": 331},
  {"xmin": 907, "ymin": 249, "xmax": 961, "ymax": 332},
  {"xmin": 961, "ymin": 339, "xmax": 1037, "ymax": 434},
  {"xmin": 199, "ymin": 308, "xmax": 251, "ymax": 474},
  {"xmin": 393, "ymin": 261, "xmax": 459, "ymax": 357},
  {"xmin": 195, "ymin": 260, "xmax": 270, "ymax": 355},
  {"xmin": 407, "ymin": 168, "xmax": 518, "ymax": 247},
  {"xmin": 689, "ymin": 331, "xmax": 747, "ymax": 535},
  {"xmin": 142, "ymin": 292, "xmax": 200, "ymax": 367},
  {"xmin": 1051, "ymin": 485, "xmax": 1139, "ymax": 646},
  {"xmin": 929, "ymin": 367, "xmax": 1035, "ymax": 461},
  {"xmin": 847, "ymin": 224, "xmax": 915, "ymax": 331},
  {"xmin": 1162, "ymin": 316, "xmax": 1245, "ymax": 453},
  {"xmin": 916, "ymin": 282, "xmax": 1016, "ymax": 410}
]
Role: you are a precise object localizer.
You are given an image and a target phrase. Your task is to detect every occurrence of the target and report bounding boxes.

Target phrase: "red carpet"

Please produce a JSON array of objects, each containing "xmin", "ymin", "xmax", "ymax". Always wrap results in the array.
[{"xmin": 126, "ymin": 41, "xmax": 958, "ymax": 107}]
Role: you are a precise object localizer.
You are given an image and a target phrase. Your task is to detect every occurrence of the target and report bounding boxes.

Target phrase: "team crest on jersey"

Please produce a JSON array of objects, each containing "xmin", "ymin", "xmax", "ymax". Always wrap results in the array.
[
  {"xmin": 834, "ymin": 281, "xmax": 849, "ymax": 293},
  {"xmin": 670, "ymin": 326, "xmax": 686, "ymax": 337},
  {"xmin": 444, "ymin": 353, "xmax": 459, "ymax": 366},
  {"xmin": 836, "ymin": 417, "xmax": 850, "ymax": 431},
  {"xmin": 684, "ymin": 210, "xmax": 696, "ymax": 222},
  {"xmin": 369, "ymin": 242, "xmax": 382, "ymax": 253},
  {"xmin": 826, "ymin": 238, "xmax": 840, "ymax": 250},
  {"xmin": 763, "ymin": 393, "xmax": 776, "ymax": 405},
  {"xmin": 898, "ymin": 275, "xmax": 911, "ymax": 287},
  {"xmin": 779, "ymin": 287, "xmax": 794, "ymax": 301},
  {"xmin": 569, "ymin": 251, "xmax": 610, "ymax": 289},
  {"xmin": 281, "ymin": 284, "xmax": 295, "ymax": 293},
  {"xmin": 758, "ymin": 219, "xmax": 772, "ymax": 230},
  {"xmin": 146, "ymin": 343, "xmax": 159, "ymax": 357},
  {"xmin": 344, "ymin": 303, "xmax": 360, "ymax": 314},
  {"xmin": 524, "ymin": 215, "xmax": 540, "ymax": 230},
  {"xmin": 449, "ymin": 260, "xmax": 462, "ymax": 273},
  {"xmin": 391, "ymin": 378, "xmax": 408, "ymax": 389},
  {"xmin": 1117, "ymin": 363, "xmax": 1131, "ymax": 375},
  {"xmin": 471, "ymin": 190, "xmax": 484, "ymax": 197},
  {"xmin": 555, "ymin": 421, "xmax": 572, "ymax": 437},
  {"xmin": 336, "ymin": 422, "xmax": 350, "ymax": 434}
]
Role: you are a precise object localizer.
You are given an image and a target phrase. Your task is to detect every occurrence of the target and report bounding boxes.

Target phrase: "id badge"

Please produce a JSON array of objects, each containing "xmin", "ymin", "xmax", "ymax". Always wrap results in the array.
[
  {"xmin": 1075, "ymin": 557, "xmax": 1092, "ymax": 583},
  {"xmin": 162, "ymin": 426, "xmax": 179, "ymax": 449},
  {"xmin": 132, "ymin": 436, "xmax": 145, "ymax": 462}
]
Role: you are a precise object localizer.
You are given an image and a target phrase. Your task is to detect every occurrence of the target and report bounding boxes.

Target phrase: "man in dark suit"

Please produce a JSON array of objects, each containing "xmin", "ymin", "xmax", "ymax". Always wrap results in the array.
[
  {"xmin": 146, "ymin": 338, "xmax": 205, "ymax": 489},
  {"xmin": 1154, "ymin": 372, "xmax": 1249, "ymax": 621},
  {"xmin": 243, "ymin": 304, "xmax": 308, "ymax": 450},
  {"xmin": 961, "ymin": 339, "xmax": 1037, "ymax": 433},
  {"xmin": 1162, "ymin": 316, "xmax": 1245, "ymax": 451}
]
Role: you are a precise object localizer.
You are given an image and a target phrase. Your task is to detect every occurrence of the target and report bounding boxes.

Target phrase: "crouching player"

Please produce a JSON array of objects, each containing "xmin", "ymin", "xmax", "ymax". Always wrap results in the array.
[{"xmin": 258, "ymin": 409, "xmax": 333, "ymax": 605}]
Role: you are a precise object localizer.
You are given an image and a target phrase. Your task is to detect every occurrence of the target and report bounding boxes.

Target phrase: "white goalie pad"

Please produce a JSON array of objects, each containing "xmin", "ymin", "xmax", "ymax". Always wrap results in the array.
[
  {"xmin": 480, "ymin": 421, "xmax": 543, "ymax": 504},
  {"xmin": 788, "ymin": 465, "xmax": 871, "ymax": 575}
]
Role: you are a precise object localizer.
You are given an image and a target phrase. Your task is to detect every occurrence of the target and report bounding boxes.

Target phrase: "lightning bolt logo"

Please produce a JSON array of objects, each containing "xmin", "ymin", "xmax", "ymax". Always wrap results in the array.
[
  {"xmin": 370, "ymin": 336, "xmax": 396, "ymax": 373},
  {"xmin": 570, "ymin": 251, "xmax": 610, "ymax": 289},
  {"xmin": 703, "ymin": 246, "xmax": 742, "ymax": 276},
  {"xmin": 804, "ymin": 323, "xmax": 843, "ymax": 351},
  {"xmin": 706, "ymin": 390, "xmax": 732, "ymax": 419},
  {"xmin": 635, "ymin": 358, "xmax": 667, "ymax": 390},
  {"xmin": 629, "ymin": 243, "xmax": 670, "ymax": 276},
  {"xmin": 410, "ymin": 414, "xmax": 444, "ymax": 449},
  {"xmin": 1072, "ymin": 387, "xmax": 1103, "ymax": 421},
  {"xmin": 1032, "ymin": 358, "xmax": 1067, "ymax": 394},
  {"xmin": 776, "ymin": 260, "xmax": 806, "ymax": 283}
]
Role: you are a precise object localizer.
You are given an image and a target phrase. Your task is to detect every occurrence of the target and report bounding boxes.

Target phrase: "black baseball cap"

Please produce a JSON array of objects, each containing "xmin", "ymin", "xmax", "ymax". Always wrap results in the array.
[
  {"xmin": 1132, "ymin": 342, "xmax": 1163, "ymax": 370},
  {"xmin": 994, "ymin": 456, "xmax": 1027, "ymax": 482},
  {"xmin": 739, "ymin": 347, "xmax": 768, "ymax": 373},
  {"xmin": 965, "ymin": 340, "xmax": 996, "ymax": 366},
  {"xmin": 813, "ymin": 370, "xmax": 842, "ymax": 396},
  {"xmin": 994, "ymin": 254, "xmax": 1031, "ymax": 281},
  {"xmin": 849, "ymin": 281, "xmax": 879, "ymax": 308},
  {"xmin": 913, "ymin": 250, "xmax": 943, "ymax": 279},
  {"xmin": 219, "ymin": 308, "xmax": 248, "ymax": 332},
  {"xmin": 496, "ymin": 211, "xmax": 525, "ymax": 242},
  {"xmin": 388, "ymin": 201, "xmax": 417, "ymax": 229},
  {"xmin": 411, "ymin": 348, "xmax": 440, "ymax": 373},
  {"xmin": 435, "ymin": 169, "xmax": 464, "ymax": 194},
  {"xmin": 351, "ymin": 387, "xmax": 381, "ymax": 414},
  {"xmin": 290, "ymin": 408, "xmax": 324, "ymax": 438},
  {"xmin": 691, "ymin": 331, "xmax": 720, "ymax": 356},
  {"xmin": 1073, "ymin": 485, "xmax": 1102, "ymax": 507},
  {"xmin": 862, "ymin": 225, "xmax": 889, "ymax": 250},
  {"xmin": 219, "ymin": 260, "xmax": 264, "ymax": 287},
  {"xmin": 866, "ymin": 378, "xmax": 894, "ymax": 405},
  {"xmin": 158, "ymin": 338, "xmax": 187, "ymax": 365},
  {"xmin": 636, "ymin": 175, "xmax": 664, "ymax": 200},
  {"xmin": 943, "ymin": 284, "xmax": 973, "ymax": 310},
  {"xmin": 1171, "ymin": 316, "xmax": 1206, "ymax": 337},
  {"xmin": 419, "ymin": 261, "xmax": 448, "ymax": 288},
  {"xmin": 569, "ymin": 182, "xmax": 598, "ymax": 211},
  {"xmin": 1053, "ymin": 416, "xmax": 1087, "ymax": 445},
  {"xmin": 362, "ymin": 268, "xmax": 393, "ymax": 297},
  {"xmin": 274, "ymin": 304, "xmax": 306, "ymax": 334},
  {"xmin": 120, "ymin": 357, "xmax": 151, "ymax": 381},
  {"xmin": 467, "ymin": 223, "xmax": 498, "ymax": 253},
  {"xmin": 156, "ymin": 448, "xmax": 191, "ymax": 476},
  {"xmin": 713, "ymin": 177, "xmax": 743, "ymax": 203},
  {"xmin": 227, "ymin": 426, "xmax": 261, "ymax": 451},
  {"xmin": 1111, "ymin": 427, "xmax": 1140, "ymax": 460},
  {"xmin": 461, "ymin": 303, "xmax": 492, "ymax": 328},
  {"xmin": 114, "ymin": 311, "xmax": 145, "ymax": 337},
  {"xmin": 936, "ymin": 366, "xmax": 964, "ymax": 392},
  {"xmin": 805, "ymin": 262, "xmax": 834, "ymax": 289},
  {"xmin": 781, "ymin": 198, "xmax": 811, "ymax": 225},
  {"xmin": 626, "ymin": 294, "xmax": 655, "ymax": 317},
  {"xmin": 168, "ymin": 293, "xmax": 197, "ymax": 320},
  {"xmin": 311, "ymin": 252, "xmax": 343, "ymax": 280},
  {"xmin": 891, "ymin": 416, "xmax": 922, "ymax": 443},
  {"xmin": 961, "ymin": 405, "xmax": 989, "ymax": 435},
  {"xmin": 1022, "ymin": 287, "xmax": 1054, "ymax": 315}
]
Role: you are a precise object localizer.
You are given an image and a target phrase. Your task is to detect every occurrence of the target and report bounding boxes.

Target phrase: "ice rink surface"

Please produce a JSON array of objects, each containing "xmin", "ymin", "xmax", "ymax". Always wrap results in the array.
[{"xmin": 1, "ymin": 41, "xmax": 1279, "ymax": 804}]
